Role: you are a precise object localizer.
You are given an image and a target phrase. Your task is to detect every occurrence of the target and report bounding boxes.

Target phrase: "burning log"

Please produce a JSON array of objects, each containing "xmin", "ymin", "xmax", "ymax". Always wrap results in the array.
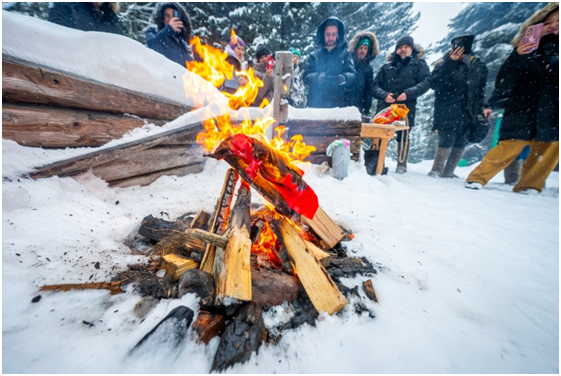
[
  {"xmin": 214, "ymin": 181, "xmax": 253, "ymax": 303},
  {"xmin": 270, "ymin": 216, "xmax": 347, "ymax": 315},
  {"xmin": 39, "ymin": 281, "xmax": 123, "ymax": 295},
  {"xmin": 159, "ymin": 254, "xmax": 199, "ymax": 281},
  {"xmin": 208, "ymin": 134, "xmax": 345, "ymax": 249},
  {"xmin": 199, "ymin": 168, "xmax": 238, "ymax": 274}
]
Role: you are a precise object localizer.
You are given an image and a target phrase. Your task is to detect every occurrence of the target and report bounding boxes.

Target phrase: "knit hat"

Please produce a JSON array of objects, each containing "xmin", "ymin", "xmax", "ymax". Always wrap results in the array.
[
  {"xmin": 395, "ymin": 35, "xmax": 414, "ymax": 51},
  {"xmin": 289, "ymin": 47, "xmax": 301, "ymax": 58},
  {"xmin": 255, "ymin": 44, "xmax": 271, "ymax": 61},
  {"xmin": 358, "ymin": 37, "xmax": 371, "ymax": 48},
  {"xmin": 230, "ymin": 35, "xmax": 245, "ymax": 49}
]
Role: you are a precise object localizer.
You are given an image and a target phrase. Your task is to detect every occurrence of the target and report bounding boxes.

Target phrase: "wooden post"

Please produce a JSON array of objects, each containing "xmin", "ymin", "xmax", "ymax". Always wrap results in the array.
[
  {"xmin": 199, "ymin": 168, "xmax": 238, "ymax": 274},
  {"xmin": 272, "ymin": 51, "xmax": 293, "ymax": 137},
  {"xmin": 214, "ymin": 181, "xmax": 253, "ymax": 303}
]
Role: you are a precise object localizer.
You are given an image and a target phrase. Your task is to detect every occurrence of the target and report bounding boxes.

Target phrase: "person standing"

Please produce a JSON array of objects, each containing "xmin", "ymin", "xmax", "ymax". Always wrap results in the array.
[
  {"xmin": 48, "ymin": 2, "xmax": 123, "ymax": 35},
  {"xmin": 303, "ymin": 17, "xmax": 356, "ymax": 109},
  {"xmin": 251, "ymin": 44, "xmax": 274, "ymax": 108},
  {"xmin": 465, "ymin": 3, "xmax": 559, "ymax": 194},
  {"xmin": 428, "ymin": 33, "xmax": 492, "ymax": 178},
  {"xmin": 288, "ymin": 48, "xmax": 305, "ymax": 108},
  {"xmin": 372, "ymin": 35, "xmax": 431, "ymax": 174},
  {"xmin": 348, "ymin": 30, "xmax": 379, "ymax": 117},
  {"xmin": 146, "ymin": 2, "xmax": 193, "ymax": 67}
]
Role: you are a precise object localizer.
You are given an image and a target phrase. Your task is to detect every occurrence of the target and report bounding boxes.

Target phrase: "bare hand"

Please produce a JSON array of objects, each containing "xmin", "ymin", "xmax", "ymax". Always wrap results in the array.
[
  {"xmin": 482, "ymin": 108, "xmax": 492, "ymax": 119},
  {"xmin": 385, "ymin": 93, "xmax": 396, "ymax": 104},
  {"xmin": 238, "ymin": 76, "xmax": 248, "ymax": 86},
  {"xmin": 396, "ymin": 93, "xmax": 407, "ymax": 101},
  {"xmin": 266, "ymin": 68, "xmax": 273, "ymax": 78},
  {"xmin": 516, "ymin": 40, "xmax": 536, "ymax": 55},
  {"xmin": 449, "ymin": 46, "xmax": 465, "ymax": 61},
  {"xmin": 169, "ymin": 17, "xmax": 183, "ymax": 33}
]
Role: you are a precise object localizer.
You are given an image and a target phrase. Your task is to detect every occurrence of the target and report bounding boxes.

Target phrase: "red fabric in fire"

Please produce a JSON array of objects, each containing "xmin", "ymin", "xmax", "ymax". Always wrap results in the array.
[{"xmin": 209, "ymin": 134, "xmax": 319, "ymax": 219}]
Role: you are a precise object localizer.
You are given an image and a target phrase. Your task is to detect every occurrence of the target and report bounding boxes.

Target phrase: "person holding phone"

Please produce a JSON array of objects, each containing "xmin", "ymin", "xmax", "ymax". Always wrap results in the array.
[
  {"xmin": 428, "ymin": 33, "xmax": 492, "ymax": 178},
  {"xmin": 146, "ymin": 3, "xmax": 193, "ymax": 67},
  {"xmin": 465, "ymin": 3, "xmax": 559, "ymax": 194}
]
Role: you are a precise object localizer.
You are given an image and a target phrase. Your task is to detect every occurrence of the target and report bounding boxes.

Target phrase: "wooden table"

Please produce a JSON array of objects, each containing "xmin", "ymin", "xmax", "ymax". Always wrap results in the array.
[{"xmin": 361, "ymin": 123, "xmax": 410, "ymax": 175}]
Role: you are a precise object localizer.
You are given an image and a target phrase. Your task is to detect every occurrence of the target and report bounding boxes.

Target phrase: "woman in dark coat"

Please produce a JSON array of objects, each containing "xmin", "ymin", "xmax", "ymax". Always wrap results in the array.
[
  {"xmin": 372, "ymin": 35, "xmax": 431, "ymax": 173},
  {"xmin": 348, "ymin": 30, "xmax": 379, "ymax": 117},
  {"xmin": 146, "ymin": 2, "xmax": 193, "ymax": 67},
  {"xmin": 303, "ymin": 17, "xmax": 356, "ymax": 109},
  {"xmin": 466, "ymin": 3, "xmax": 559, "ymax": 194},
  {"xmin": 428, "ymin": 33, "xmax": 491, "ymax": 178},
  {"xmin": 48, "ymin": 2, "xmax": 123, "ymax": 35}
]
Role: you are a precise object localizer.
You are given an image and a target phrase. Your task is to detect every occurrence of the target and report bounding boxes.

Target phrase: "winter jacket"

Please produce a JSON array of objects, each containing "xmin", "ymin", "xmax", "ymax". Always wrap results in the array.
[
  {"xmin": 372, "ymin": 44, "xmax": 430, "ymax": 128},
  {"xmin": 289, "ymin": 65, "xmax": 306, "ymax": 108},
  {"xmin": 303, "ymin": 17, "xmax": 356, "ymax": 108},
  {"xmin": 348, "ymin": 30, "xmax": 379, "ymax": 116},
  {"xmin": 431, "ymin": 53, "xmax": 489, "ymax": 131},
  {"xmin": 146, "ymin": 2, "xmax": 193, "ymax": 67},
  {"xmin": 251, "ymin": 61, "xmax": 274, "ymax": 108},
  {"xmin": 220, "ymin": 45, "xmax": 246, "ymax": 94},
  {"xmin": 492, "ymin": 34, "xmax": 559, "ymax": 142},
  {"xmin": 48, "ymin": 2, "xmax": 123, "ymax": 35}
]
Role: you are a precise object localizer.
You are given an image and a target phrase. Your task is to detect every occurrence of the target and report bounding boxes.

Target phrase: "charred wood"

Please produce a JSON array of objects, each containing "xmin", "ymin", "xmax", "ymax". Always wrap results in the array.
[
  {"xmin": 192, "ymin": 310, "xmax": 226, "ymax": 344},
  {"xmin": 177, "ymin": 269, "xmax": 216, "ymax": 309},
  {"xmin": 139, "ymin": 214, "xmax": 192, "ymax": 242}
]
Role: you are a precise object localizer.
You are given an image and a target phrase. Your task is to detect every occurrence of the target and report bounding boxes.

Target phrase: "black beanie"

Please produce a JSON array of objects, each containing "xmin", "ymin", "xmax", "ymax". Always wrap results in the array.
[
  {"xmin": 395, "ymin": 35, "xmax": 414, "ymax": 51},
  {"xmin": 255, "ymin": 45, "xmax": 271, "ymax": 61}
]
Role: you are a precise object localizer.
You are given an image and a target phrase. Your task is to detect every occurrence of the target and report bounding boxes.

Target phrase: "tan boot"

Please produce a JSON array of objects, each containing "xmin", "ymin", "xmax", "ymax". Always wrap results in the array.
[
  {"xmin": 428, "ymin": 147, "xmax": 451, "ymax": 177},
  {"xmin": 442, "ymin": 148, "xmax": 465, "ymax": 178}
]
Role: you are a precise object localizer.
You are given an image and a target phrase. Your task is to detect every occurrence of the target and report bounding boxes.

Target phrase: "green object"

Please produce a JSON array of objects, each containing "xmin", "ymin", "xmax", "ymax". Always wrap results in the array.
[
  {"xmin": 491, "ymin": 110, "xmax": 504, "ymax": 148},
  {"xmin": 458, "ymin": 159, "xmax": 467, "ymax": 167}
]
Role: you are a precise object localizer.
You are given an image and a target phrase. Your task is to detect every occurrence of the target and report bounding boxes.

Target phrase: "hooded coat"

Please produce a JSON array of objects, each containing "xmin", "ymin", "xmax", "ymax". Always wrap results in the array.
[
  {"xmin": 252, "ymin": 61, "xmax": 274, "ymax": 108},
  {"xmin": 146, "ymin": 2, "xmax": 193, "ymax": 67},
  {"xmin": 372, "ymin": 44, "xmax": 430, "ymax": 128},
  {"xmin": 491, "ymin": 2, "xmax": 559, "ymax": 142},
  {"xmin": 303, "ymin": 17, "xmax": 357, "ymax": 108},
  {"xmin": 431, "ymin": 51, "xmax": 489, "ymax": 131},
  {"xmin": 48, "ymin": 2, "xmax": 123, "ymax": 35},
  {"xmin": 348, "ymin": 30, "xmax": 379, "ymax": 115}
]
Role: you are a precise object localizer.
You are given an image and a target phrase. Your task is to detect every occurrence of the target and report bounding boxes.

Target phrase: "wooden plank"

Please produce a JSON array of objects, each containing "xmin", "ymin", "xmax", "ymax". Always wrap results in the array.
[
  {"xmin": 304, "ymin": 240, "xmax": 331, "ymax": 267},
  {"xmin": 91, "ymin": 145, "xmax": 204, "ymax": 182},
  {"xmin": 272, "ymin": 51, "xmax": 293, "ymax": 133},
  {"xmin": 108, "ymin": 162, "xmax": 204, "ymax": 188},
  {"xmin": 271, "ymin": 215, "xmax": 347, "ymax": 315},
  {"xmin": 40, "ymin": 281, "xmax": 123, "ymax": 295},
  {"xmin": 301, "ymin": 207, "xmax": 346, "ymax": 249},
  {"xmin": 29, "ymin": 119, "xmax": 204, "ymax": 180},
  {"xmin": 2, "ymin": 56, "xmax": 191, "ymax": 120},
  {"xmin": 2, "ymin": 102, "xmax": 167, "ymax": 148},
  {"xmin": 214, "ymin": 182, "xmax": 252, "ymax": 303},
  {"xmin": 376, "ymin": 138, "xmax": 390, "ymax": 175},
  {"xmin": 286, "ymin": 119, "xmax": 362, "ymax": 137},
  {"xmin": 160, "ymin": 254, "xmax": 199, "ymax": 281}
]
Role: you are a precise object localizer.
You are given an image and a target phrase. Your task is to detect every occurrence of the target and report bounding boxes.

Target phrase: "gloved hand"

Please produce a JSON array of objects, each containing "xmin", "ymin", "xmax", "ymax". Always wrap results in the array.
[
  {"xmin": 317, "ymin": 72, "xmax": 327, "ymax": 85},
  {"xmin": 337, "ymin": 74, "xmax": 347, "ymax": 85}
]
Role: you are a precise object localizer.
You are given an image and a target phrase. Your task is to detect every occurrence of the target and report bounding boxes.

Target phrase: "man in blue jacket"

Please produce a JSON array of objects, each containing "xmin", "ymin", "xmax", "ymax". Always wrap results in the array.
[{"xmin": 146, "ymin": 2, "xmax": 193, "ymax": 67}]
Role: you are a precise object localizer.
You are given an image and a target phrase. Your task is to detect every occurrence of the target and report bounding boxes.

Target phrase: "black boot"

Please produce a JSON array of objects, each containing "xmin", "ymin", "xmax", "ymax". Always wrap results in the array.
[
  {"xmin": 504, "ymin": 159, "xmax": 523, "ymax": 185},
  {"xmin": 395, "ymin": 142, "xmax": 410, "ymax": 174},
  {"xmin": 428, "ymin": 147, "xmax": 451, "ymax": 177},
  {"xmin": 442, "ymin": 147, "xmax": 465, "ymax": 178}
]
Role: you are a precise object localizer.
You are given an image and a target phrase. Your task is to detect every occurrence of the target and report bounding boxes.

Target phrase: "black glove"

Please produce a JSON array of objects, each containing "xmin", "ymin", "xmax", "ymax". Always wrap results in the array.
[
  {"xmin": 337, "ymin": 74, "xmax": 347, "ymax": 86},
  {"xmin": 317, "ymin": 72, "xmax": 327, "ymax": 85}
]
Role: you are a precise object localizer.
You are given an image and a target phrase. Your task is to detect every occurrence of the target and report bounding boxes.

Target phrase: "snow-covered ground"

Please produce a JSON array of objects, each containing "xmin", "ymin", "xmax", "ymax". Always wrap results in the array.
[{"xmin": 3, "ymin": 139, "xmax": 558, "ymax": 373}]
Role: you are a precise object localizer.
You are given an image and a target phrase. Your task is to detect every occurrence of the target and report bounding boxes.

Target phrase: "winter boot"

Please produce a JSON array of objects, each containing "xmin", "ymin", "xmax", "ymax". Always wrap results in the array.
[
  {"xmin": 441, "ymin": 147, "xmax": 465, "ymax": 178},
  {"xmin": 395, "ymin": 142, "xmax": 410, "ymax": 174},
  {"xmin": 427, "ymin": 147, "xmax": 451, "ymax": 177},
  {"xmin": 504, "ymin": 159, "xmax": 523, "ymax": 185}
]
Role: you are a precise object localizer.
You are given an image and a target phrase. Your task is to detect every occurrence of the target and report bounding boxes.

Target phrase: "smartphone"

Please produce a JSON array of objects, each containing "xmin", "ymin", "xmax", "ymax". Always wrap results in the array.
[
  {"xmin": 522, "ymin": 23, "xmax": 543, "ymax": 52},
  {"xmin": 172, "ymin": 10, "xmax": 180, "ymax": 18}
]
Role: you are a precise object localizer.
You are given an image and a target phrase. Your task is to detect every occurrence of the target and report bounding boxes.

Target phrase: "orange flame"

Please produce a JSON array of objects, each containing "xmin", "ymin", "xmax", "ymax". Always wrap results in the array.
[{"xmin": 251, "ymin": 219, "xmax": 283, "ymax": 268}]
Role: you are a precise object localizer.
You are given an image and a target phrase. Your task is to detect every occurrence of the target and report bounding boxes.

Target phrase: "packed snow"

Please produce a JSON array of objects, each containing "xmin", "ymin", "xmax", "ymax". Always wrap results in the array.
[{"xmin": 2, "ymin": 9, "xmax": 559, "ymax": 375}]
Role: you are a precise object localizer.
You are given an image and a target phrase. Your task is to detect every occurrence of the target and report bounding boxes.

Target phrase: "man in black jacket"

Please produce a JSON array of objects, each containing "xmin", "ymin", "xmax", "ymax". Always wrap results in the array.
[
  {"xmin": 349, "ymin": 30, "xmax": 379, "ymax": 117},
  {"xmin": 429, "ymin": 33, "xmax": 491, "ymax": 178},
  {"xmin": 303, "ymin": 17, "xmax": 356, "ymax": 109},
  {"xmin": 372, "ymin": 36, "xmax": 431, "ymax": 173},
  {"xmin": 48, "ymin": 2, "xmax": 123, "ymax": 35}
]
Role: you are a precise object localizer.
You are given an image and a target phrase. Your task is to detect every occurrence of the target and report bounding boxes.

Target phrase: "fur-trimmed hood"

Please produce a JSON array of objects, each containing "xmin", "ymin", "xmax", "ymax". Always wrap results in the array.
[
  {"xmin": 151, "ymin": 2, "xmax": 192, "ymax": 41},
  {"xmin": 314, "ymin": 17, "xmax": 347, "ymax": 49},
  {"xmin": 512, "ymin": 2, "xmax": 559, "ymax": 47},
  {"xmin": 348, "ymin": 30, "xmax": 379, "ymax": 62},
  {"xmin": 386, "ymin": 44, "xmax": 425, "ymax": 62}
]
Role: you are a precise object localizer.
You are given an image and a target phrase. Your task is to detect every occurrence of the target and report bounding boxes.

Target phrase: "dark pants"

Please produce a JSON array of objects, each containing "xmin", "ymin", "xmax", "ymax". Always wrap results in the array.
[{"xmin": 437, "ymin": 123, "xmax": 471, "ymax": 148}]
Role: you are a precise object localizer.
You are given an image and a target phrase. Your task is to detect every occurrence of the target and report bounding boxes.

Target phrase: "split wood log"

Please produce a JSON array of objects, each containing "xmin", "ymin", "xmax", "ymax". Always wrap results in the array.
[
  {"xmin": 189, "ymin": 211, "xmax": 211, "ymax": 230},
  {"xmin": 192, "ymin": 310, "xmax": 226, "ymax": 344},
  {"xmin": 184, "ymin": 228, "xmax": 228, "ymax": 249},
  {"xmin": 2, "ymin": 56, "xmax": 191, "ymax": 120},
  {"xmin": 270, "ymin": 216, "xmax": 347, "ymax": 315},
  {"xmin": 214, "ymin": 182, "xmax": 252, "ymax": 303},
  {"xmin": 301, "ymin": 207, "xmax": 346, "ymax": 249},
  {"xmin": 2, "ymin": 102, "xmax": 166, "ymax": 148},
  {"xmin": 160, "ymin": 254, "xmax": 199, "ymax": 281},
  {"xmin": 29, "ymin": 119, "xmax": 205, "ymax": 180},
  {"xmin": 39, "ymin": 281, "xmax": 123, "ymax": 295},
  {"xmin": 304, "ymin": 240, "xmax": 331, "ymax": 267},
  {"xmin": 199, "ymin": 168, "xmax": 238, "ymax": 274}
]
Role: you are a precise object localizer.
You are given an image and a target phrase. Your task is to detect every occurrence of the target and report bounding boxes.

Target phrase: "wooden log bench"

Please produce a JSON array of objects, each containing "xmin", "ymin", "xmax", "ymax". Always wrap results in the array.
[{"xmin": 361, "ymin": 123, "xmax": 410, "ymax": 175}]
